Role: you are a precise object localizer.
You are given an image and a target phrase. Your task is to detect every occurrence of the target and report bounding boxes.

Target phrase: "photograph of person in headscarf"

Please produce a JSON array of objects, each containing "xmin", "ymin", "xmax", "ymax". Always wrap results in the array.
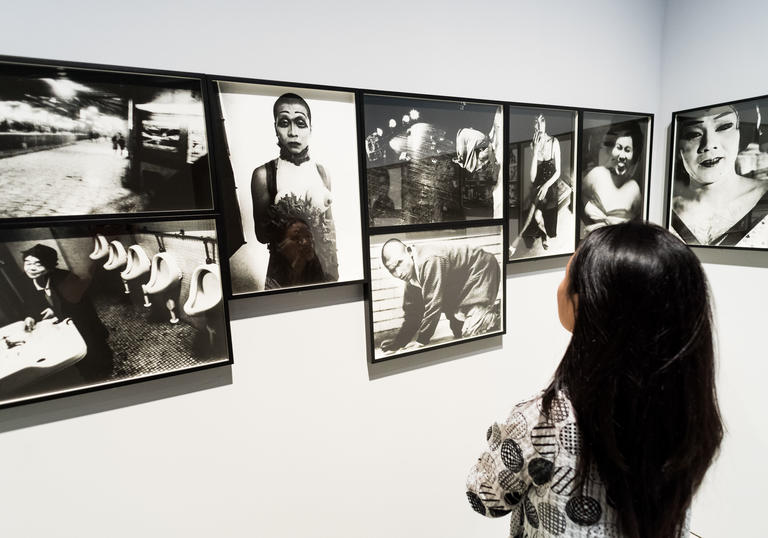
[
  {"xmin": 369, "ymin": 226, "xmax": 504, "ymax": 360},
  {"xmin": 670, "ymin": 100, "xmax": 768, "ymax": 248},
  {"xmin": 363, "ymin": 95, "xmax": 502, "ymax": 226},
  {"xmin": 213, "ymin": 82, "xmax": 364, "ymax": 295},
  {"xmin": 507, "ymin": 108, "xmax": 577, "ymax": 260},
  {"xmin": 579, "ymin": 113, "xmax": 650, "ymax": 238}
]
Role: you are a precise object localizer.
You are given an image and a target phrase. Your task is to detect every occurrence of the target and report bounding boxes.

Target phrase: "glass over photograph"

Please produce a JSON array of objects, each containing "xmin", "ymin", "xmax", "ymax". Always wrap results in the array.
[
  {"xmin": 507, "ymin": 107, "xmax": 577, "ymax": 261},
  {"xmin": 578, "ymin": 111, "xmax": 650, "ymax": 239},
  {"xmin": 0, "ymin": 218, "xmax": 229, "ymax": 408},
  {"xmin": 669, "ymin": 97, "xmax": 768, "ymax": 248},
  {"xmin": 369, "ymin": 225, "xmax": 504, "ymax": 361},
  {"xmin": 0, "ymin": 60, "xmax": 213, "ymax": 219},
  {"xmin": 364, "ymin": 94, "xmax": 503, "ymax": 227},
  {"xmin": 213, "ymin": 81, "xmax": 364, "ymax": 295}
]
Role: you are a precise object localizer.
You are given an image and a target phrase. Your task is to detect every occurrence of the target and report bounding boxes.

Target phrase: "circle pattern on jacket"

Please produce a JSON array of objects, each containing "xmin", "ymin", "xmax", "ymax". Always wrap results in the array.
[
  {"xmin": 466, "ymin": 491, "xmax": 486, "ymax": 515},
  {"xmin": 487, "ymin": 423, "xmax": 502, "ymax": 450},
  {"xmin": 501, "ymin": 439, "xmax": 525, "ymax": 472},
  {"xmin": 528, "ymin": 457, "xmax": 554, "ymax": 485},
  {"xmin": 523, "ymin": 494, "xmax": 539, "ymax": 528},
  {"xmin": 499, "ymin": 469, "xmax": 526, "ymax": 495},
  {"xmin": 566, "ymin": 495, "xmax": 602, "ymax": 526},
  {"xmin": 531, "ymin": 422, "xmax": 558, "ymax": 457},
  {"xmin": 507, "ymin": 411, "xmax": 527, "ymax": 439},
  {"xmin": 551, "ymin": 466, "xmax": 578, "ymax": 496},
  {"xmin": 559, "ymin": 422, "xmax": 582, "ymax": 456},
  {"xmin": 539, "ymin": 502, "xmax": 567, "ymax": 535}
]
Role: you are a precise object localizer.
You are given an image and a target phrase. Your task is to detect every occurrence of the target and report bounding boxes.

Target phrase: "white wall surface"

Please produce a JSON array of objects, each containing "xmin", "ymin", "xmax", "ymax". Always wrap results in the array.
[
  {"xmin": 12, "ymin": 1, "xmax": 760, "ymax": 537},
  {"xmin": 659, "ymin": 1, "xmax": 768, "ymax": 535}
]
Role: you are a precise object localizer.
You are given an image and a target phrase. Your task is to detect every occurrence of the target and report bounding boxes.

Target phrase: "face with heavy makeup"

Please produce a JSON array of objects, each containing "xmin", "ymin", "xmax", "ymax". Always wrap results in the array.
[
  {"xmin": 677, "ymin": 105, "xmax": 740, "ymax": 186},
  {"xmin": 274, "ymin": 101, "xmax": 311, "ymax": 155},
  {"xmin": 381, "ymin": 239, "xmax": 416, "ymax": 283},
  {"xmin": 599, "ymin": 130, "xmax": 635, "ymax": 177}
]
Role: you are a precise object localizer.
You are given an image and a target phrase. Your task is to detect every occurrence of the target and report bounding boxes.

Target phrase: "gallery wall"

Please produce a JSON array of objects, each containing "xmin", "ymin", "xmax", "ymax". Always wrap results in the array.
[
  {"xmin": 659, "ymin": 0, "xmax": 768, "ymax": 535},
  {"xmin": 5, "ymin": 1, "xmax": 759, "ymax": 537}
]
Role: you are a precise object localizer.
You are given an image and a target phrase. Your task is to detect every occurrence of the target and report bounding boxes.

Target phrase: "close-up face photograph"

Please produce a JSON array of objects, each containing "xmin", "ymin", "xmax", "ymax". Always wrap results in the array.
[
  {"xmin": 676, "ymin": 105, "xmax": 740, "ymax": 186},
  {"xmin": 274, "ymin": 99, "xmax": 312, "ymax": 155}
]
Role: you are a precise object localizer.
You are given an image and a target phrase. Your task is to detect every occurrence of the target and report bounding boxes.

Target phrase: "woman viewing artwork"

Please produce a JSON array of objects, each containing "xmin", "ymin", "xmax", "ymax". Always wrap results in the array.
[
  {"xmin": 670, "ymin": 101, "xmax": 768, "ymax": 248},
  {"xmin": 467, "ymin": 222, "xmax": 723, "ymax": 537},
  {"xmin": 213, "ymin": 82, "xmax": 364, "ymax": 295}
]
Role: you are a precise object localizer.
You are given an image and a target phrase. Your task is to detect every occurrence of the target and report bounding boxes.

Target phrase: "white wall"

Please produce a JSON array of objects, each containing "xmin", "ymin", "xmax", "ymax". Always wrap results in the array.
[
  {"xmin": 0, "ymin": 1, "xmax": 714, "ymax": 537},
  {"xmin": 659, "ymin": 1, "xmax": 768, "ymax": 535}
]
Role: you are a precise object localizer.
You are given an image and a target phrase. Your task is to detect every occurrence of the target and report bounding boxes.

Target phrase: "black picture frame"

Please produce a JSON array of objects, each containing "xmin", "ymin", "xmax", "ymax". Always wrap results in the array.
[
  {"xmin": 575, "ymin": 108, "xmax": 654, "ymax": 244},
  {"xmin": 206, "ymin": 75, "xmax": 367, "ymax": 299},
  {"xmin": 0, "ymin": 214, "xmax": 233, "ymax": 410},
  {"xmin": 506, "ymin": 104, "xmax": 579, "ymax": 263},
  {"xmin": 666, "ymin": 94, "xmax": 768, "ymax": 251},
  {"xmin": 365, "ymin": 221, "xmax": 506, "ymax": 363},
  {"xmin": 360, "ymin": 90, "xmax": 505, "ymax": 229},
  {"xmin": 0, "ymin": 55, "xmax": 217, "ymax": 223}
]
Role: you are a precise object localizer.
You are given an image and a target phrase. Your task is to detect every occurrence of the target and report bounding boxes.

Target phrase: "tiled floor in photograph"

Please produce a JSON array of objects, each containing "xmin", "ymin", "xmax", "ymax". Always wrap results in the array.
[{"xmin": 95, "ymin": 296, "xmax": 222, "ymax": 381}]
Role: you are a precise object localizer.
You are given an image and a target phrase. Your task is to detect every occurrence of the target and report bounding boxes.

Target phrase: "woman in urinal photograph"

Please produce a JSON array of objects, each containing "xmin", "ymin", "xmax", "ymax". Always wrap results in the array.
[
  {"xmin": 670, "ymin": 98, "xmax": 768, "ymax": 248},
  {"xmin": 212, "ymin": 81, "xmax": 364, "ymax": 296},
  {"xmin": 0, "ymin": 218, "xmax": 230, "ymax": 408}
]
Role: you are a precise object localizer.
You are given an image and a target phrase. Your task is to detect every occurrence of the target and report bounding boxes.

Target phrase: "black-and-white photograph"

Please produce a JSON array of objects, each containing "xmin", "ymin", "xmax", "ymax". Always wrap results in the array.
[
  {"xmin": 578, "ymin": 111, "xmax": 651, "ymax": 239},
  {"xmin": 212, "ymin": 81, "xmax": 364, "ymax": 295},
  {"xmin": 0, "ymin": 218, "xmax": 230, "ymax": 408},
  {"xmin": 0, "ymin": 60, "xmax": 213, "ymax": 219},
  {"xmin": 364, "ymin": 94, "xmax": 503, "ymax": 227},
  {"xmin": 369, "ymin": 225, "xmax": 504, "ymax": 361},
  {"xmin": 669, "ymin": 97, "xmax": 768, "ymax": 248},
  {"xmin": 507, "ymin": 106, "xmax": 577, "ymax": 261}
]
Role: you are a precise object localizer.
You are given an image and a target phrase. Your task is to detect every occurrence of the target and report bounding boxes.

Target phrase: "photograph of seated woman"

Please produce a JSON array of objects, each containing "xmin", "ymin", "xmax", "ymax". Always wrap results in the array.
[
  {"xmin": 364, "ymin": 98, "xmax": 501, "ymax": 226},
  {"xmin": 509, "ymin": 114, "xmax": 563, "ymax": 256},
  {"xmin": 467, "ymin": 222, "xmax": 723, "ymax": 537},
  {"xmin": 20, "ymin": 243, "xmax": 113, "ymax": 383},
  {"xmin": 671, "ymin": 103, "xmax": 768, "ymax": 247},
  {"xmin": 251, "ymin": 93, "xmax": 338, "ymax": 290},
  {"xmin": 580, "ymin": 120, "xmax": 644, "ymax": 237}
]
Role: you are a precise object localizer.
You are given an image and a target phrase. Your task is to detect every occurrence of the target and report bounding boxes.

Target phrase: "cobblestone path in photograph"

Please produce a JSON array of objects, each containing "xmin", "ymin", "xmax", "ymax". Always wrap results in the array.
[{"xmin": 0, "ymin": 139, "xmax": 146, "ymax": 218}]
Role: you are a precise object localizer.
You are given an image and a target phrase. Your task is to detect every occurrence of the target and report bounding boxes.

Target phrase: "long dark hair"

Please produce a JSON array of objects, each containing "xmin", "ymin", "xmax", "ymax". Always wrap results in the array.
[{"xmin": 543, "ymin": 221, "xmax": 722, "ymax": 538}]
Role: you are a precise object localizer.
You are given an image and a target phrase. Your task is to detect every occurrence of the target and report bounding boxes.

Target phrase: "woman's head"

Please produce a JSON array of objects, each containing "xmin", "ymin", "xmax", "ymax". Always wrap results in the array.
[
  {"xmin": 273, "ymin": 93, "xmax": 312, "ymax": 156},
  {"xmin": 677, "ymin": 104, "xmax": 740, "ymax": 186},
  {"xmin": 548, "ymin": 221, "xmax": 722, "ymax": 538},
  {"xmin": 534, "ymin": 114, "xmax": 546, "ymax": 134},
  {"xmin": 22, "ymin": 243, "xmax": 58, "ymax": 280},
  {"xmin": 598, "ymin": 120, "xmax": 643, "ymax": 177}
]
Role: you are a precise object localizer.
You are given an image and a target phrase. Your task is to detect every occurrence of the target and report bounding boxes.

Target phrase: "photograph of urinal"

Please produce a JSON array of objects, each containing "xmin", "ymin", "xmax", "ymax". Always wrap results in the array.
[
  {"xmin": 103, "ymin": 240, "xmax": 128, "ymax": 271},
  {"xmin": 183, "ymin": 263, "xmax": 222, "ymax": 316},
  {"xmin": 89, "ymin": 234, "xmax": 110, "ymax": 261},
  {"xmin": 142, "ymin": 251, "xmax": 183, "ymax": 322},
  {"xmin": 120, "ymin": 245, "xmax": 151, "ymax": 294},
  {"xmin": 0, "ymin": 218, "xmax": 231, "ymax": 409}
]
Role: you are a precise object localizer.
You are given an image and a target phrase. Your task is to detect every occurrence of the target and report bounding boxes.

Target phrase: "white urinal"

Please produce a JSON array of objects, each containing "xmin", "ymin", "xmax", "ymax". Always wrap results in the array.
[
  {"xmin": 142, "ymin": 252, "xmax": 183, "ymax": 322},
  {"xmin": 183, "ymin": 264, "xmax": 222, "ymax": 316},
  {"xmin": 120, "ymin": 245, "xmax": 152, "ymax": 294},
  {"xmin": 89, "ymin": 234, "xmax": 109, "ymax": 260},
  {"xmin": 103, "ymin": 241, "xmax": 127, "ymax": 271}
]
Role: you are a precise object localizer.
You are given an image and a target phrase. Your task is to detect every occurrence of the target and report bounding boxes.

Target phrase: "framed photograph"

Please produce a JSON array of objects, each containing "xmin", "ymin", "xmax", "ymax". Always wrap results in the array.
[
  {"xmin": 577, "ymin": 110, "xmax": 652, "ymax": 239},
  {"xmin": 209, "ymin": 80, "xmax": 365, "ymax": 296},
  {"xmin": 667, "ymin": 96, "xmax": 768, "ymax": 249},
  {"xmin": 0, "ymin": 217, "xmax": 231, "ymax": 409},
  {"xmin": 363, "ymin": 93, "xmax": 504, "ymax": 227},
  {"xmin": 0, "ymin": 57, "xmax": 214, "ymax": 220},
  {"xmin": 507, "ymin": 106, "xmax": 578, "ymax": 261},
  {"xmin": 367, "ymin": 224, "xmax": 505, "ymax": 362}
]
